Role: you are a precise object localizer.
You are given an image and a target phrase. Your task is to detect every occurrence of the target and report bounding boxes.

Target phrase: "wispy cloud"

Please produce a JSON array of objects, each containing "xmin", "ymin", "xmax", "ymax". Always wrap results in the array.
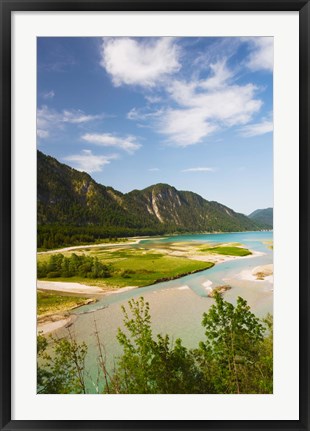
[
  {"xmin": 63, "ymin": 150, "xmax": 118, "ymax": 173},
  {"xmin": 199, "ymin": 59, "xmax": 233, "ymax": 90},
  {"xmin": 239, "ymin": 119, "xmax": 273, "ymax": 137},
  {"xmin": 39, "ymin": 42, "xmax": 76, "ymax": 72},
  {"xmin": 125, "ymin": 56, "xmax": 263, "ymax": 147},
  {"xmin": 100, "ymin": 37, "xmax": 181, "ymax": 87},
  {"xmin": 37, "ymin": 129, "xmax": 49, "ymax": 139},
  {"xmin": 182, "ymin": 167, "xmax": 215, "ymax": 172},
  {"xmin": 127, "ymin": 107, "xmax": 164, "ymax": 121},
  {"xmin": 192, "ymin": 38, "xmax": 243, "ymax": 75},
  {"xmin": 61, "ymin": 111, "xmax": 103, "ymax": 124},
  {"xmin": 148, "ymin": 168, "xmax": 160, "ymax": 172},
  {"xmin": 145, "ymin": 95, "xmax": 162, "ymax": 104},
  {"xmin": 159, "ymin": 108, "xmax": 218, "ymax": 146},
  {"xmin": 81, "ymin": 133, "xmax": 141, "ymax": 154},
  {"xmin": 158, "ymin": 62, "xmax": 262, "ymax": 146},
  {"xmin": 245, "ymin": 37, "xmax": 273, "ymax": 72},
  {"xmin": 37, "ymin": 106, "xmax": 104, "ymax": 139},
  {"xmin": 41, "ymin": 90, "xmax": 55, "ymax": 100}
]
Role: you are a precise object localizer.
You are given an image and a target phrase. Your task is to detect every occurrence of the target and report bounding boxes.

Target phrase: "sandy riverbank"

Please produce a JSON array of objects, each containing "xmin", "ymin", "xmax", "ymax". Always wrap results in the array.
[
  {"xmin": 37, "ymin": 313, "xmax": 76, "ymax": 335},
  {"xmin": 38, "ymin": 317, "xmax": 71, "ymax": 335},
  {"xmin": 37, "ymin": 294, "xmax": 99, "ymax": 334},
  {"xmin": 37, "ymin": 281, "xmax": 139, "ymax": 333},
  {"xmin": 37, "ymin": 280, "xmax": 139, "ymax": 296},
  {"xmin": 37, "ymin": 280, "xmax": 106, "ymax": 295},
  {"xmin": 168, "ymin": 248, "xmax": 264, "ymax": 264},
  {"xmin": 37, "ymin": 239, "xmax": 142, "ymax": 255},
  {"xmin": 237, "ymin": 264, "xmax": 273, "ymax": 284},
  {"xmin": 37, "ymin": 236, "xmax": 166, "ymax": 255}
]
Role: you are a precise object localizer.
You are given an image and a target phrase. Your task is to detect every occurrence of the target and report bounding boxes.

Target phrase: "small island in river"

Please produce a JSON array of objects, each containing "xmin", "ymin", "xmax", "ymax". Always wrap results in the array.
[{"xmin": 37, "ymin": 238, "xmax": 255, "ymax": 333}]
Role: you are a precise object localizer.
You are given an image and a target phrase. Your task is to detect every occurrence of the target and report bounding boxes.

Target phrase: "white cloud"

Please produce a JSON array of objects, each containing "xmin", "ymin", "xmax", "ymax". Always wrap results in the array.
[
  {"xmin": 125, "ymin": 58, "xmax": 263, "ymax": 147},
  {"xmin": 160, "ymin": 108, "xmax": 218, "ymax": 146},
  {"xmin": 145, "ymin": 95, "xmax": 162, "ymax": 104},
  {"xmin": 148, "ymin": 168, "xmax": 160, "ymax": 172},
  {"xmin": 199, "ymin": 60, "xmax": 233, "ymax": 90},
  {"xmin": 100, "ymin": 37, "xmax": 181, "ymax": 87},
  {"xmin": 239, "ymin": 119, "xmax": 273, "ymax": 137},
  {"xmin": 158, "ymin": 73, "xmax": 262, "ymax": 146},
  {"xmin": 61, "ymin": 110, "xmax": 103, "ymax": 124},
  {"xmin": 42, "ymin": 90, "xmax": 55, "ymax": 99},
  {"xmin": 182, "ymin": 167, "xmax": 215, "ymax": 172},
  {"xmin": 246, "ymin": 37, "xmax": 273, "ymax": 72},
  {"xmin": 37, "ymin": 106, "xmax": 104, "ymax": 138},
  {"xmin": 63, "ymin": 150, "xmax": 117, "ymax": 173},
  {"xmin": 37, "ymin": 129, "xmax": 49, "ymax": 139},
  {"xmin": 127, "ymin": 107, "xmax": 164, "ymax": 121},
  {"xmin": 81, "ymin": 133, "xmax": 141, "ymax": 154}
]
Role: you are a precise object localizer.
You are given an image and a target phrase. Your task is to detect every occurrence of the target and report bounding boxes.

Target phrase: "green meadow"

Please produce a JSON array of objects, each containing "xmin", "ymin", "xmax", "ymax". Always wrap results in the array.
[
  {"xmin": 37, "ymin": 246, "xmax": 214, "ymax": 289},
  {"xmin": 200, "ymin": 245, "xmax": 252, "ymax": 257},
  {"xmin": 37, "ymin": 241, "xmax": 253, "ymax": 292},
  {"xmin": 37, "ymin": 290, "xmax": 94, "ymax": 316}
]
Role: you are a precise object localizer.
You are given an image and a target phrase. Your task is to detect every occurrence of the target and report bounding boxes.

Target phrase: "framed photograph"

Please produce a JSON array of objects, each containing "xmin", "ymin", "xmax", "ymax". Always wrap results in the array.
[{"xmin": 1, "ymin": 0, "xmax": 309, "ymax": 430}]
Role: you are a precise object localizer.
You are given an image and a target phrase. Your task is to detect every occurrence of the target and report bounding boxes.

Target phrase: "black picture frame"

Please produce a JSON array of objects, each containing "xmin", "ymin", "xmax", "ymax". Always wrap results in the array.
[{"xmin": 1, "ymin": 1, "xmax": 309, "ymax": 430}]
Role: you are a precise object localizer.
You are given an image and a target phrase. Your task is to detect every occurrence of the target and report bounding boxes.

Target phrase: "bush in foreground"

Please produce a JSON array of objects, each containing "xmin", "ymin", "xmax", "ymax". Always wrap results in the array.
[{"xmin": 37, "ymin": 294, "xmax": 273, "ymax": 394}]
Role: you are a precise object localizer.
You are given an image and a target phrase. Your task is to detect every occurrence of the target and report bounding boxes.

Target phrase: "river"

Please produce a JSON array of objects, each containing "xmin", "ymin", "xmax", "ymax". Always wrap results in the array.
[{"xmin": 51, "ymin": 231, "xmax": 273, "ymax": 392}]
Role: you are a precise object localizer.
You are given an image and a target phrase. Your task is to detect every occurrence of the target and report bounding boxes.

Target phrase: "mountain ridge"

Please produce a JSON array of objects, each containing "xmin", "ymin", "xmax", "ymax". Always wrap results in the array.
[
  {"xmin": 248, "ymin": 207, "xmax": 273, "ymax": 228},
  {"xmin": 37, "ymin": 150, "xmax": 268, "ymax": 248}
]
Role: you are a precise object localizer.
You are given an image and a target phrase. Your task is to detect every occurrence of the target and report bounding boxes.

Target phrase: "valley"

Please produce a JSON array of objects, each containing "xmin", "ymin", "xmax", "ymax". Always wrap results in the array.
[{"xmin": 37, "ymin": 150, "xmax": 270, "ymax": 250}]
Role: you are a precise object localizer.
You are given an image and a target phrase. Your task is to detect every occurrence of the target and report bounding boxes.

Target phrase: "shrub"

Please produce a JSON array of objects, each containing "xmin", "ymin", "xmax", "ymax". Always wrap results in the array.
[{"xmin": 46, "ymin": 271, "xmax": 61, "ymax": 278}]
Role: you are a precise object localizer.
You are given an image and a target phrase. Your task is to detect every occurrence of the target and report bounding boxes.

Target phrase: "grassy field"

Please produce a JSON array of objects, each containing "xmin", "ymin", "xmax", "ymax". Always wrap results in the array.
[
  {"xmin": 37, "ymin": 290, "xmax": 95, "ymax": 316},
  {"xmin": 37, "ymin": 240, "xmax": 254, "ymax": 290},
  {"xmin": 200, "ymin": 245, "xmax": 252, "ymax": 256},
  {"xmin": 37, "ymin": 247, "xmax": 214, "ymax": 288}
]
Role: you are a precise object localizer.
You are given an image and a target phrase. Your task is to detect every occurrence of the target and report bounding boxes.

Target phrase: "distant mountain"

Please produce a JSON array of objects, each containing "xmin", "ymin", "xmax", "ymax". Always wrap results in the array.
[
  {"xmin": 248, "ymin": 208, "xmax": 273, "ymax": 228},
  {"xmin": 37, "ymin": 150, "xmax": 265, "ymax": 247}
]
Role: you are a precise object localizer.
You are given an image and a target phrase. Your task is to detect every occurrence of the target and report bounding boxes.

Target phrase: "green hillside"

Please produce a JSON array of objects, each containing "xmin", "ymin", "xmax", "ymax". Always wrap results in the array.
[
  {"xmin": 248, "ymin": 208, "xmax": 273, "ymax": 228},
  {"xmin": 37, "ymin": 150, "xmax": 265, "ymax": 249}
]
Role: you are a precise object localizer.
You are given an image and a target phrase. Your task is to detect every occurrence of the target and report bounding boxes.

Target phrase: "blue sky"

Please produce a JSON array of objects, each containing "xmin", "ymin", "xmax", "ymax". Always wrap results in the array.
[{"xmin": 37, "ymin": 37, "xmax": 273, "ymax": 215}]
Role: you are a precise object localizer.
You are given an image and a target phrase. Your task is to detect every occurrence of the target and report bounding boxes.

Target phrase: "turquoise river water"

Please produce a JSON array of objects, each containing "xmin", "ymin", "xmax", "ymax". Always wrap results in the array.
[{"xmin": 52, "ymin": 231, "xmax": 273, "ymax": 392}]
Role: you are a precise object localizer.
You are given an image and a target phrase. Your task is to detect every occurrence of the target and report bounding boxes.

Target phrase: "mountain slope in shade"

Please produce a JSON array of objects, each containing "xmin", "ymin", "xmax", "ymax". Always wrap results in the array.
[
  {"xmin": 37, "ymin": 150, "xmax": 264, "ymax": 233},
  {"xmin": 248, "ymin": 208, "xmax": 273, "ymax": 228}
]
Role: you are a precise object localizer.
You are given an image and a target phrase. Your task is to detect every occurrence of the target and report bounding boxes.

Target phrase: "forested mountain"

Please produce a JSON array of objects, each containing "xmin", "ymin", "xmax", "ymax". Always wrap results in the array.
[
  {"xmin": 37, "ymin": 151, "xmax": 266, "ymax": 248},
  {"xmin": 248, "ymin": 208, "xmax": 273, "ymax": 228},
  {"xmin": 124, "ymin": 183, "xmax": 259, "ymax": 232}
]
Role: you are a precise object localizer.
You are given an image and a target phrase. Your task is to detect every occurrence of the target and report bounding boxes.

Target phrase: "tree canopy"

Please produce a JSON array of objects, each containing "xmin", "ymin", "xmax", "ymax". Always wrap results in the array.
[{"xmin": 37, "ymin": 294, "xmax": 273, "ymax": 394}]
